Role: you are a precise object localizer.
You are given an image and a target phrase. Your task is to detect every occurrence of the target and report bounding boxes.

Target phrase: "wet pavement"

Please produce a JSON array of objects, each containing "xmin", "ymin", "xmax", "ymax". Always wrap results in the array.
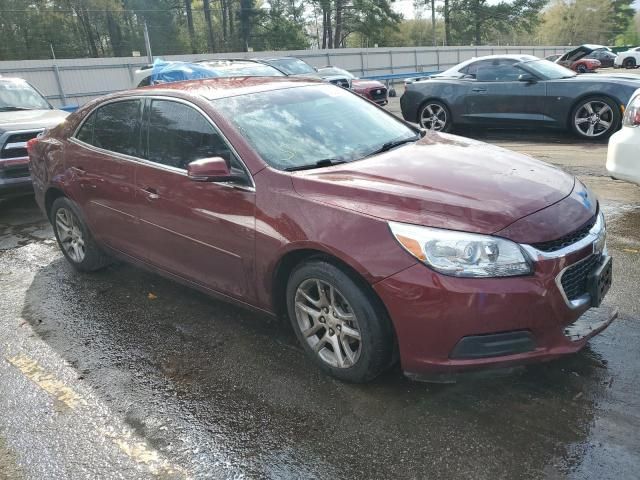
[{"xmin": 1, "ymin": 130, "xmax": 640, "ymax": 478}]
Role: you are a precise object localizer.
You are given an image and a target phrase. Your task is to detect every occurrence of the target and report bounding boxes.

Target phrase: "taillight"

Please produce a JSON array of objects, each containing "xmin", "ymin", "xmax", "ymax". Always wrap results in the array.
[
  {"xmin": 622, "ymin": 95, "xmax": 640, "ymax": 127},
  {"xmin": 26, "ymin": 138, "xmax": 38, "ymax": 153}
]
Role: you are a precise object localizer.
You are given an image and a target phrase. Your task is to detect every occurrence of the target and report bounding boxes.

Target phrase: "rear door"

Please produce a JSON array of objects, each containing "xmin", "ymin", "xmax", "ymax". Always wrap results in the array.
[
  {"xmin": 134, "ymin": 97, "xmax": 256, "ymax": 300},
  {"xmin": 462, "ymin": 59, "xmax": 547, "ymax": 126},
  {"xmin": 66, "ymin": 99, "xmax": 145, "ymax": 257}
]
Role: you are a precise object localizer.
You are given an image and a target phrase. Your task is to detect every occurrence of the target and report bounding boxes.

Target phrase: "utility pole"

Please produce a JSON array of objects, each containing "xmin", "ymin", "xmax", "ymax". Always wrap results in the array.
[{"xmin": 143, "ymin": 20, "xmax": 153, "ymax": 63}]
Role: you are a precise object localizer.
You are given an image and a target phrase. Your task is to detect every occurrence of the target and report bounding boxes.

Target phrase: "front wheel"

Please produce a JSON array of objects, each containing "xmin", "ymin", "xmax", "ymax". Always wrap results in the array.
[
  {"xmin": 418, "ymin": 100, "xmax": 452, "ymax": 132},
  {"xmin": 286, "ymin": 260, "xmax": 394, "ymax": 382},
  {"xmin": 577, "ymin": 64, "xmax": 587, "ymax": 73},
  {"xmin": 51, "ymin": 197, "xmax": 112, "ymax": 272},
  {"xmin": 623, "ymin": 58, "xmax": 636, "ymax": 69},
  {"xmin": 570, "ymin": 97, "xmax": 620, "ymax": 140}
]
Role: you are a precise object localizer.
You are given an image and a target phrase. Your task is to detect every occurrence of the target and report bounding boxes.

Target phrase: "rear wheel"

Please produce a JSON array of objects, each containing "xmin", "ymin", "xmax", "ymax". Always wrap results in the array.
[
  {"xmin": 51, "ymin": 197, "xmax": 112, "ymax": 272},
  {"xmin": 577, "ymin": 64, "xmax": 587, "ymax": 73},
  {"xmin": 570, "ymin": 97, "xmax": 620, "ymax": 140},
  {"xmin": 418, "ymin": 100, "xmax": 452, "ymax": 132},
  {"xmin": 286, "ymin": 260, "xmax": 394, "ymax": 382},
  {"xmin": 623, "ymin": 58, "xmax": 636, "ymax": 69}
]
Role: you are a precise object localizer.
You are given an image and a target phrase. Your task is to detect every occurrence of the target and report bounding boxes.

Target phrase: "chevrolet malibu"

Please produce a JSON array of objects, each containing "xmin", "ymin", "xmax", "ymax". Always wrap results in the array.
[{"xmin": 28, "ymin": 77, "xmax": 615, "ymax": 382}]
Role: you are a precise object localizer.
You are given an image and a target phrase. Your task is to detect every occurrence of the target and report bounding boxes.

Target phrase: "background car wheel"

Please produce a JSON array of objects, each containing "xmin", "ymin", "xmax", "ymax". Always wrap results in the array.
[
  {"xmin": 51, "ymin": 197, "xmax": 112, "ymax": 272},
  {"xmin": 577, "ymin": 64, "xmax": 587, "ymax": 73},
  {"xmin": 623, "ymin": 58, "xmax": 636, "ymax": 69},
  {"xmin": 286, "ymin": 260, "xmax": 394, "ymax": 382},
  {"xmin": 418, "ymin": 100, "xmax": 452, "ymax": 132},
  {"xmin": 570, "ymin": 96, "xmax": 620, "ymax": 140}
]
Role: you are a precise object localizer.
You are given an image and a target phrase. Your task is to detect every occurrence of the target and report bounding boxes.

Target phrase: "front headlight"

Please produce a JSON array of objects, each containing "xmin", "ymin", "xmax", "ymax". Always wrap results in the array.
[{"xmin": 389, "ymin": 222, "xmax": 532, "ymax": 278}]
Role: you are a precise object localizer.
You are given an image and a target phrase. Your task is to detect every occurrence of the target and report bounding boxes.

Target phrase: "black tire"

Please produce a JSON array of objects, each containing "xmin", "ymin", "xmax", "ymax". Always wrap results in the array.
[
  {"xmin": 286, "ymin": 260, "xmax": 394, "ymax": 382},
  {"xmin": 623, "ymin": 58, "xmax": 636, "ymax": 69},
  {"xmin": 417, "ymin": 100, "xmax": 452, "ymax": 132},
  {"xmin": 569, "ymin": 96, "xmax": 620, "ymax": 140},
  {"xmin": 577, "ymin": 64, "xmax": 587, "ymax": 73},
  {"xmin": 50, "ymin": 197, "xmax": 112, "ymax": 272}
]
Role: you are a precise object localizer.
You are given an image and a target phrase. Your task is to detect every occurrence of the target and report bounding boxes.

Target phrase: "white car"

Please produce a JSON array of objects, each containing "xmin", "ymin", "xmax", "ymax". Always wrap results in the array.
[
  {"xmin": 613, "ymin": 47, "xmax": 640, "ymax": 69},
  {"xmin": 606, "ymin": 88, "xmax": 640, "ymax": 185}
]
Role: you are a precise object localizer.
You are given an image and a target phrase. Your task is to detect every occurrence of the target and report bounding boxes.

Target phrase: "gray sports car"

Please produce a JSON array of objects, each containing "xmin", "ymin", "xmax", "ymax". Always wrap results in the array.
[{"xmin": 400, "ymin": 55, "xmax": 640, "ymax": 139}]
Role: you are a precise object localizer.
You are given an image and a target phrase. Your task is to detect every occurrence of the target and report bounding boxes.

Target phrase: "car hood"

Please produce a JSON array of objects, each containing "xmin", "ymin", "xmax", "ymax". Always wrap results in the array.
[
  {"xmin": 351, "ymin": 79, "xmax": 385, "ymax": 89},
  {"xmin": 566, "ymin": 73, "xmax": 640, "ymax": 87},
  {"xmin": 0, "ymin": 109, "xmax": 69, "ymax": 134},
  {"xmin": 558, "ymin": 44, "xmax": 608, "ymax": 63},
  {"xmin": 291, "ymin": 133, "xmax": 575, "ymax": 235}
]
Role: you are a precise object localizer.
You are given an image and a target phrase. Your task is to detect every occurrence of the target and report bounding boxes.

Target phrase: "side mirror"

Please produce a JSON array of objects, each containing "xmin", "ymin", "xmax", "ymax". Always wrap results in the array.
[
  {"xmin": 187, "ymin": 157, "xmax": 233, "ymax": 182},
  {"xmin": 518, "ymin": 73, "xmax": 536, "ymax": 83}
]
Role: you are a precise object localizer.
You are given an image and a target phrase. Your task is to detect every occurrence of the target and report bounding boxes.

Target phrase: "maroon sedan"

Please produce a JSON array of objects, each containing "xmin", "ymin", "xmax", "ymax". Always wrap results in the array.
[{"xmin": 28, "ymin": 77, "xmax": 615, "ymax": 382}]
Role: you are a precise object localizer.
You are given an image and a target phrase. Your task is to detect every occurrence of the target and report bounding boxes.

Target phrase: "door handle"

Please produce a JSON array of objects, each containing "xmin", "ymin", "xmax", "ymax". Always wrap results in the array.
[
  {"xmin": 142, "ymin": 187, "xmax": 159, "ymax": 200},
  {"xmin": 472, "ymin": 88, "xmax": 487, "ymax": 93}
]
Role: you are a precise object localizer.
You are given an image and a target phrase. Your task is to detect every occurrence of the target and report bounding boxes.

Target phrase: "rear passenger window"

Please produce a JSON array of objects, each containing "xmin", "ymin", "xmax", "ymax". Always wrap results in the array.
[
  {"xmin": 146, "ymin": 99, "xmax": 236, "ymax": 171},
  {"xmin": 78, "ymin": 100, "xmax": 142, "ymax": 157}
]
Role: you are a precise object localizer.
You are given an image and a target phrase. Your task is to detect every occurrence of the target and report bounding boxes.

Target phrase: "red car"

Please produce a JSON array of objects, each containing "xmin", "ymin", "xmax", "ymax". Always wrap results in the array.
[
  {"xmin": 28, "ymin": 77, "xmax": 615, "ymax": 382},
  {"xmin": 555, "ymin": 44, "xmax": 606, "ymax": 73},
  {"xmin": 317, "ymin": 66, "xmax": 388, "ymax": 105}
]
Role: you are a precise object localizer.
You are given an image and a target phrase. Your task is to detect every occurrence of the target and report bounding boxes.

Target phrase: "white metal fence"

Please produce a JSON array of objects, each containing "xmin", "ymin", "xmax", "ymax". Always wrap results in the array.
[{"xmin": 0, "ymin": 46, "xmax": 570, "ymax": 107}]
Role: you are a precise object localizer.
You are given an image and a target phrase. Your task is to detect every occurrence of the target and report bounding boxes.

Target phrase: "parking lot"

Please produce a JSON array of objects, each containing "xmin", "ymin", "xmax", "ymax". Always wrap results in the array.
[{"xmin": 1, "ymin": 89, "xmax": 640, "ymax": 479}]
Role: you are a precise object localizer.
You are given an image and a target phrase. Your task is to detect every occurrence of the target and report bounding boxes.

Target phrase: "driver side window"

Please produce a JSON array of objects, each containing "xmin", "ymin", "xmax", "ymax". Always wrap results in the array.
[
  {"xmin": 145, "ymin": 99, "xmax": 250, "ymax": 185},
  {"xmin": 475, "ymin": 60, "xmax": 523, "ymax": 82}
]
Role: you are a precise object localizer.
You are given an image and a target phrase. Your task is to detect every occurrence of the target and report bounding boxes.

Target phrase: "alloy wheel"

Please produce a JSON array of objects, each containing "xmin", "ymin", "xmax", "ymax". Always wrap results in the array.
[
  {"xmin": 294, "ymin": 278, "xmax": 362, "ymax": 369},
  {"xmin": 420, "ymin": 103, "xmax": 447, "ymax": 131},
  {"xmin": 55, "ymin": 207, "xmax": 86, "ymax": 263},
  {"xmin": 573, "ymin": 101, "xmax": 614, "ymax": 138}
]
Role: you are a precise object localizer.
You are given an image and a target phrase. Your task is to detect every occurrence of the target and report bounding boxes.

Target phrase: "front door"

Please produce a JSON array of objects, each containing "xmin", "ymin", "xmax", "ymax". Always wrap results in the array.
[
  {"xmin": 65, "ymin": 99, "xmax": 143, "ymax": 255},
  {"xmin": 462, "ymin": 59, "xmax": 547, "ymax": 126},
  {"xmin": 134, "ymin": 98, "xmax": 256, "ymax": 300}
]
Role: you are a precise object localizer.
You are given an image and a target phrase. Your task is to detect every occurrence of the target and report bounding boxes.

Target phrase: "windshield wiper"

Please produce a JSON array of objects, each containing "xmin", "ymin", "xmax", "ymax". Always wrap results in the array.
[
  {"xmin": 364, "ymin": 132, "xmax": 423, "ymax": 158},
  {"xmin": 0, "ymin": 106, "xmax": 35, "ymax": 111},
  {"xmin": 284, "ymin": 158, "xmax": 347, "ymax": 172}
]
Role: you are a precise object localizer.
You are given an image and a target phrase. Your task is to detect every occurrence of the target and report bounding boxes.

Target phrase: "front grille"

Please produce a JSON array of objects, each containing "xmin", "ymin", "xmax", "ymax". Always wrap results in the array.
[
  {"xmin": 532, "ymin": 215, "xmax": 597, "ymax": 252},
  {"xmin": 369, "ymin": 87, "xmax": 387, "ymax": 101},
  {"xmin": 0, "ymin": 164, "xmax": 30, "ymax": 179},
  {"xmin": 561, "ymin": 254, "xmax": 600, "ymax": 301},
  {"xmin": 0, "ymin": 130, "xmax": 42, "ymax": 159}
]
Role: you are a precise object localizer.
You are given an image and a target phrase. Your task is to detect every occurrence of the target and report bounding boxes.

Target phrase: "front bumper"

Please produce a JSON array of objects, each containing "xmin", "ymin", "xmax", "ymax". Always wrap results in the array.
[
  {"xmin": 0, "ymin": 157, "xmax": 33, "ymax": 198},
  {"xmin": 374, "ymin": 240, "xmax": 615, "ymax": 378},
  {"xmin": 606, "ymin": 127, "xmax": 640, "ymax": 186}
]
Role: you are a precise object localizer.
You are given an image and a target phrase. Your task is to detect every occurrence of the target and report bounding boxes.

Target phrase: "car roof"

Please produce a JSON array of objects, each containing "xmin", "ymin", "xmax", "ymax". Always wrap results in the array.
[{"xmin": 134, "ymin": 76, "xmax": 322, "ymax": 100}]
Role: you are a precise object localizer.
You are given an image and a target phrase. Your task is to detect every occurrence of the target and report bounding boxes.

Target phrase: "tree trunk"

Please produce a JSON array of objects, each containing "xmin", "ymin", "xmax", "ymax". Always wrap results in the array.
[
  {"xmin": 202, "ymin": 0, "xmax": 216, "ymax": 52},
  {"xmin": 185, "ymin": 0, "xmax": 197, "ymax": 54},
  {"xmin": 80, "ymin": 6, "xmax": 99, "ymax": 57},
  {"xmin": 239, "ymin": 0, "xmax": 252, "ymax": 52},
  {"xmin": 322, "ymin": 9, "xmax": 327, "ymax": 48},
  {"xmin": 334, "ymin": 0, "xmax": 343, "ymax": 48},
  {"xmin": 221, "ymin": 0, "xmax": 228, "ymax": 46},
  {"xmin": 444, "ymin": 0, "xmax": 450, "ymax": 46},
  {"xmin": 326, "ymin": 7, "xmax": 333, "ymax": 48},
  {"xmin": 474, "ymin": 0, "xmax": 482, "ymax": 45}
]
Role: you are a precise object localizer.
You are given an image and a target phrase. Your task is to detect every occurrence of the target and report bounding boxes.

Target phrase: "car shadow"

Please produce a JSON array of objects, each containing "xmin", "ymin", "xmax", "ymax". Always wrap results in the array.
[{"xmin": 18, "ymin": 252, "xmax": 612, "ymax": 478}]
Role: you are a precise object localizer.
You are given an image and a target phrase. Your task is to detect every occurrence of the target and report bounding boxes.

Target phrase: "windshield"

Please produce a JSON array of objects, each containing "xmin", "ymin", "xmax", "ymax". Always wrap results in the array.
[
  {"xmin": 267, "ymin": 58, "xmax": 316, "ymax": 75},
  {"xmin": 213, "ymin": 84, "xmax": 417, "ymax": 171},
  {"xmin": 0, "ymin": 80, "xmax": 51, "ymax": 110},
  {"xmin": 521, "ymin": 59, "xmax": 576, "ymax": 79}
]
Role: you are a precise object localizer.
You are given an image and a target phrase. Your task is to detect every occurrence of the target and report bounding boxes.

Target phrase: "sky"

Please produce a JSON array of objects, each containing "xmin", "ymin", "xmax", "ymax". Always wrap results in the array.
[{"xmin": 393, "ymin": 0, "xmax": 640, "ymax": 20}]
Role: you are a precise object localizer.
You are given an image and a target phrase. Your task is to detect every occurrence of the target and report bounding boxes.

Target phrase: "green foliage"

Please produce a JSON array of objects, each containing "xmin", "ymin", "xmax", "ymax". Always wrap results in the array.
[{"xmin": 537, "ymin": 0, "xmax": 635, "ymax": 46}]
